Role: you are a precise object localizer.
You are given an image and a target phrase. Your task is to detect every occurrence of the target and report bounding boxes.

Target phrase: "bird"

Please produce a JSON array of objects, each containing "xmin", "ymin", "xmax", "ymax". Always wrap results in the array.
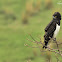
[{"xmin": 43, "ymin": 12, "xmax": 61, "ymax": 49}]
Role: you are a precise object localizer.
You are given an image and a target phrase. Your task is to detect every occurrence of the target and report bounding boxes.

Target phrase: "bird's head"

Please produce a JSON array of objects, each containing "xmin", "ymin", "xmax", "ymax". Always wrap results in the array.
[{"xmin": 53, "ymin": 12, "xmax": 61, "ymax": 20}]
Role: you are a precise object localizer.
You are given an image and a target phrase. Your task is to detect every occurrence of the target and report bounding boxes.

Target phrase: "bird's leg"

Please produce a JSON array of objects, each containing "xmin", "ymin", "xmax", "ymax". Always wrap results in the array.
[{"xmin": 53, "ymin": 38, "xmax": 56, "ymax": 42}]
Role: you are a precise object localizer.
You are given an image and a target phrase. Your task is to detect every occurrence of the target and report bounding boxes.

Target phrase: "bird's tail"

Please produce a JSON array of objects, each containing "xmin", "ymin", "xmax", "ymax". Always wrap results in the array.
[{"xmin": 43, "ymin": 40, "xmax": 48, "ymax": 49}]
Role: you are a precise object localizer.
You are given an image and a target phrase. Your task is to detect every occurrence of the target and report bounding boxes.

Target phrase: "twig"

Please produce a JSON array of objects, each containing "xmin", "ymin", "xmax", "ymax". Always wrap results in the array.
[
  {"xmin": 55, "ymin": 54, "xmax": 61, "ymax": 62},
  {"xmin": 26, "ymin": 34, "xmax": 62, "ymax": 62}
]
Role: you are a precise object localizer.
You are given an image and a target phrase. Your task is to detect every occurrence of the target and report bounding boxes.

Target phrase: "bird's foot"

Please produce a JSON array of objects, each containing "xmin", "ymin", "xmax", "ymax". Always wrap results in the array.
[
  {"xmin": 43, "ymin": 46, "xmax": 47, "ymax": 49},
  {"xmin": 53, "ymin": 38, "xmax": 56, "ymax": 42}
]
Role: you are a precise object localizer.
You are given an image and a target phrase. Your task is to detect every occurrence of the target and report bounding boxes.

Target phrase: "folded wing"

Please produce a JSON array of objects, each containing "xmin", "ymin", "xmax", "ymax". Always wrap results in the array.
[{"xmin": 44, "ymin": 20, "xmax": 56, "ymax": 38}]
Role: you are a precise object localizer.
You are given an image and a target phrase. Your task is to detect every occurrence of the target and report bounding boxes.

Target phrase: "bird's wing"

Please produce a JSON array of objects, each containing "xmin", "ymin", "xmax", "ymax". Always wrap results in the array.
[
  {"xmin": 44, "ymin": 20, "xmax": 56, "ymax": 38},
  {"xmin": 45, "ymin": 20, "xmax": 54, "ymax": 32}
]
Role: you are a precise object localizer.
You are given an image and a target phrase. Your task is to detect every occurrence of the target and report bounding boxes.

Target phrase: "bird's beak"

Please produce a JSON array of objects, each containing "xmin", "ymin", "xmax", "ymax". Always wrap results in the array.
[{"xmin": 53, "ymin": 16, "xmax": 56, "ymax": 19}]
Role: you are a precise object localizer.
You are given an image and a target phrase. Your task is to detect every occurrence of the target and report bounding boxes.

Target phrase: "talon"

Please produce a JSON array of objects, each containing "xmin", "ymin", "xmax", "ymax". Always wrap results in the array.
[
  {"xmin": 43, "ymin": 46, "xmax": 47, "ymax": 49},
  {"xmin": 53, "ymin": 38, "xmax": 56, "ymax": 41}
]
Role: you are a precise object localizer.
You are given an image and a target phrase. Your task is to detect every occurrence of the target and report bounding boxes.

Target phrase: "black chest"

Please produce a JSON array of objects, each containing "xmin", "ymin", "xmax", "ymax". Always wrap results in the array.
[{"xmin": 56, "ymin": 20, "xmax": 60, "ymax": 26}]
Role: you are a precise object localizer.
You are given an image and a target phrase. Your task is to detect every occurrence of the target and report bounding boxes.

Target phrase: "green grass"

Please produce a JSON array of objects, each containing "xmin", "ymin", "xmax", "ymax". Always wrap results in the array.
[{"xmin": 0, "ymin": 0, "xmax": 62, "ymax": 62}]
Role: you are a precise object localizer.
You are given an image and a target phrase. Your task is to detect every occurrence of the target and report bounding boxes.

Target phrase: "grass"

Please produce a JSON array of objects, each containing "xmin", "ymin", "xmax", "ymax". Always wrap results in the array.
[{"xmin": 0, "ymin": 0, "xmax": 62, "ymax": 62}]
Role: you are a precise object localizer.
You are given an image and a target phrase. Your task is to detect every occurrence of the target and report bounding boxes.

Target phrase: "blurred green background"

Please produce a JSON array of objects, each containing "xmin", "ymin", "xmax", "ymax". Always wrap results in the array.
[{"xmin": 0, "ymin": 0, "xmax": 62, "ymax": 62}]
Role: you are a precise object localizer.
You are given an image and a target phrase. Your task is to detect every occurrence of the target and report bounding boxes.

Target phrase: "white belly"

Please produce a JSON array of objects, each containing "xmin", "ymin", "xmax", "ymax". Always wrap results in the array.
[{"xmin": 54, "ymin": 24, "xmax": 60, "ymax": 38}]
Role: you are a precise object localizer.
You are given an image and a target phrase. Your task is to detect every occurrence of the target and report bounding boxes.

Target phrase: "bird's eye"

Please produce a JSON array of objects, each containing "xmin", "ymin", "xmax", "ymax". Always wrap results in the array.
[{"xmin": 55, "ymin": 16, "xmax": 57, "ymax": 18}]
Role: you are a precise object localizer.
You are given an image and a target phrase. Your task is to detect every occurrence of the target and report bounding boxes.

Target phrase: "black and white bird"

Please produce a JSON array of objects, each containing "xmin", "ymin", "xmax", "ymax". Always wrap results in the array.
[{"xmin": 43, "ymin": 12, "xmax": 61, "ymax": 49}]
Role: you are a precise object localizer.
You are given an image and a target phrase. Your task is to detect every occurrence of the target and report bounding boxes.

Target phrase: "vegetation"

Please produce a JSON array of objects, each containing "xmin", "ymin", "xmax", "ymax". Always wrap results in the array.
[{"xmin": 0, "ymin": 0, "xmax": 62, "ymax": 62}]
